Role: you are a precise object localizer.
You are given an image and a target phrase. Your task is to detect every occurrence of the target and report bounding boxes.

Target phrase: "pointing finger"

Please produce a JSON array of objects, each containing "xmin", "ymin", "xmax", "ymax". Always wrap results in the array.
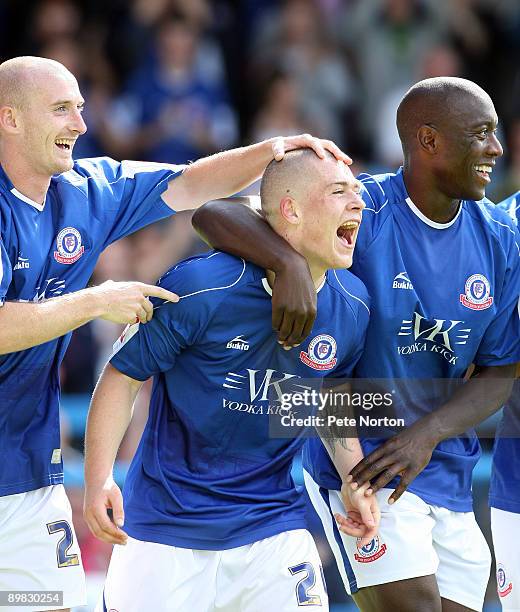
[{"xmin": 140, "ymin": 285, "xmax": 180, "ymax": 303}]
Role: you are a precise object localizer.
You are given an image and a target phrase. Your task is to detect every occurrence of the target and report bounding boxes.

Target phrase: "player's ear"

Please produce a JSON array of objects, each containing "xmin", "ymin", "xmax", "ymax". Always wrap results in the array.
[
  {"xmin": 0, "ymin": 105, "xmax": 21, "ymax": 133},
  {"xmin": 417, "ymin": 124, "xmax": 438, "ymax": 154},
  {"xmin": 279, "ymin": 196, "xmax": 300, "ymax": 225}
]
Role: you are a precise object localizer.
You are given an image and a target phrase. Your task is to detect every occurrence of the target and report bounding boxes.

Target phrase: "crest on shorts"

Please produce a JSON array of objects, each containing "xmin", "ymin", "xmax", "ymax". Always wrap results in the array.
[
  {"xmin": 354, "ymin": 535, "xmax": 387, "ymax": 563},
  {"xmin": 54, "ymin": 227, "xmax": 85, "ymax": 264},
  {"xmin": 460, "ymin": 274, "xmax": 493, "ymax": 310},
  {"xmin": 497, "ymin": 564, "xmax": 513, "ymax": 598}
]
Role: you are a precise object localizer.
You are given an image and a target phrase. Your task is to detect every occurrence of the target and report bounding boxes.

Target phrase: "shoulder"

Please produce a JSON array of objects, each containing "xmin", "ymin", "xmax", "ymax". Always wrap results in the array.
[
  {"xmin": 497, "ymin": 192, "xmax": 520, "ymax": 226},
  {"xmin": 355, "ymin": 170, "xmax": 404, "ymax": 246},
  {"xmin": 158, "ymin": 251, "xmax": 260, "ymax": 302},
  {"xmin": 54, "ymin": 157, "xmax": 184, "ymax": 189},
  {"xmin": 466, "ymin": 198, "xmax": 519, "ymax": 253},
  {"xmin": 324, "ymin": 269, "xmax": 370, "ymax": 320},
  {"xmin": 357, "ymin": 169, "xmax": 404, "ymax": 214}
]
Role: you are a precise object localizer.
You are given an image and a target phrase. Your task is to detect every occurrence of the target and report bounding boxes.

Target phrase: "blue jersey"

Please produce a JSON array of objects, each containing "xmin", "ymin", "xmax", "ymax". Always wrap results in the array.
[
  {"xmin": 0, "ymin": 158, "xmax": 182, "ymax": 496},
  {"xmin": 490, "ymin": 192, "xmax": 520, "ymax": 513},
  {"xmin": 109, "ymin": 252, "xmax": 370, "ymax": 550},
  {"xmin": 304, "ymin": 168, "xmax": 520, "ymax": 511}
]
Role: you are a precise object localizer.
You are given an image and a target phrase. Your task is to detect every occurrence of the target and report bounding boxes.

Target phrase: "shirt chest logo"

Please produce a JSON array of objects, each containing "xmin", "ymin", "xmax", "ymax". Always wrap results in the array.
[
  {"xmin": 54, "ymin": 227, "xmax": 84, "ymax": 264},
  {"xmin": 392, "ymin": 271, "xmax": 413, "ymax": 290},
  {"xmin": 300, "ymin": 334, "xmax": 337, "ymax": 370},
  {"xmin": 460, "ymin": 274, "xmax": 493, "ymax": 311},
  {"xmin": 13, "ymin": 255, "xmax": 30, "ymax": 270},
  {"xmin": 226, "ymin": 335, "xmax": 250, "ymax": 351}
]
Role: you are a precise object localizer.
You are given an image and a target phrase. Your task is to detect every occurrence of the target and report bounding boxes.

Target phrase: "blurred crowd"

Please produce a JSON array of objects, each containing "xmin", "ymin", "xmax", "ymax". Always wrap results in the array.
[{"xmin": 2, "ymin": 0, "xmax": 518, "ymax": 607}]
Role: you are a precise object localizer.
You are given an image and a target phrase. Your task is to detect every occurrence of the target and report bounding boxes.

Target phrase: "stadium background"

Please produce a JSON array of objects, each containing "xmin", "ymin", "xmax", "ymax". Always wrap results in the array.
[{"xmin": 2, "ymin": 0, "xmax": 519, "ymax": 609}]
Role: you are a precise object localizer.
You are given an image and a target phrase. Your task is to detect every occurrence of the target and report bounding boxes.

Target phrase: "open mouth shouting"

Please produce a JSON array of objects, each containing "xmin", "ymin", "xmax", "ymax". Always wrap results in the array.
[{"xmin": 337, "ymin": 220, "xmax": 360, "ymax": 249}]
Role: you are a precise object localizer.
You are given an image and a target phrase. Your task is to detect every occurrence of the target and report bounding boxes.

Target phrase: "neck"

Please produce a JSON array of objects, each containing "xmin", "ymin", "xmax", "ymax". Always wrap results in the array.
[
  {"xmin": 266, "ymin": 265, "xmax": 325, "ymax": 291},
  {"xmin": 1, "ymin": 152, "xmax": 50, "ymax": 205},
  {"xmin": 402, "ymin": 161, "xmax": 460, "ymax": 224}
]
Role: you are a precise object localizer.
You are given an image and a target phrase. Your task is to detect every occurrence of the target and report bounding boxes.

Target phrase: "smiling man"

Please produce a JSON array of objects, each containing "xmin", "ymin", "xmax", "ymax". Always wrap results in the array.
[
  {"xmin": 193, "ymin": 77, "xmax": 520, "ymax": 612},
  {"xmin": 83, "ymin": 150, "xmax": 377, "ymax": 612},
  {"xmin": 0, "ymin": 55, "xmax": 349, "ymax": 612}
]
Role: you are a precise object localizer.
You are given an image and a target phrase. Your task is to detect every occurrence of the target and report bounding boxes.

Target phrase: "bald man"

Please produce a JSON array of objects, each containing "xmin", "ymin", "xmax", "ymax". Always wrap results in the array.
[
  {"xmin": 0, "ymin": 55, "xmax": 349, "ymax": 612},
  {"xmin": 193, "ymin": 77, "xmax": 520, "ymax": 611},
  {"xmin": 82, "ymin": 150, "xmax": 376, "ymax": 612}
]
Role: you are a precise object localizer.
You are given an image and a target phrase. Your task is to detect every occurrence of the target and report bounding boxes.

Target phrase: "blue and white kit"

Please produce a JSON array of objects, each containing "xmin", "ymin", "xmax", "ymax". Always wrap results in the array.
[
  {"xmin": 303, "ymin": 169, "xmax": 520, "ymax": 610},
  {"xmin": 0, "ymin": 158, "xmax": 181, "ymax": 610},
  {"xmin": 490, "ymin": 191, "xmax": 520, "ymax": 611},
  {"xmin": 101, "ymin": 251, "xmax": 370, "ymax": 611}
]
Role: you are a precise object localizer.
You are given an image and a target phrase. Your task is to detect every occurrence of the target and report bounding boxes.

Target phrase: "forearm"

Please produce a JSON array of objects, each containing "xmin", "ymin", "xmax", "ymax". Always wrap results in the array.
[
  {"xmin": 321, "ymin": 436, "xmax": 365, "ymax": 483},
  {"xmin": 85, "ymin": 364, "xmax": 142, "ymax": 487},
  {"xmin": 164, "ymin": 140, "xmax": 277, "ymax": 211},
  {"xmin": 190, "ymin": 139, "xmax": 275, "ymax": 198},
  {"xmin": 420, "ymin": 363, "xmax": 517, "ymax": 443},
  {"xmin": 192, "ymin": 200, "xmax": 306, "ymax": 273},
  {"xmin": 0, "ymin": 290, "xmax": 104, "ymax": 354}
]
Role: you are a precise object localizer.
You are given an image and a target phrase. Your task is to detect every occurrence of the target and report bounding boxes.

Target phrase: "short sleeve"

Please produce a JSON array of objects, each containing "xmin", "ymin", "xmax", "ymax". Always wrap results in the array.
[
  {"xmin": 475, "ymin": 232, "xmax": 520, "ymax": 366},
  {"xmin": 110, "ymin": 290, "xmax": 213, "ymax": 381},
  {"xmin": 71, "ymin": 158, "xmax": 185, "ymax": 249},
  {"xmin": 0, "ymin": 229, "xmax": 12, "ymax": 305},
  {"xmin": 328, "ymin": 293, "xmax": 370, "ymax": 379}
]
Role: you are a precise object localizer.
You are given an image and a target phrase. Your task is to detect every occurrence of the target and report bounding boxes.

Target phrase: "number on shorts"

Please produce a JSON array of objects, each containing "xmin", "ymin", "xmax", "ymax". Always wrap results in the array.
[
  {"xmin": 46, "ymin": 520, "xmax": 80, "ymax": 568},
  {"xmin": 288, "ymin": 562, "xmax": 322, "ymax": 606}
]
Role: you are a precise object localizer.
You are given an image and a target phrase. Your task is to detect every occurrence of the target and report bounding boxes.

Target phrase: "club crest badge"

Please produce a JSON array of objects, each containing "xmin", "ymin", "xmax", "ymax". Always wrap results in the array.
[
  {"xmin": 300, "ymin": 334, "xmax": 337, "ymax": 370},
  {"xmin": 497, "ymin": 564, "xmax": 513, "ymax": 598},
  {"xmin": 460, "ymin": 274, "xmax": 493, "ymax": 310},
  {"xmin": 354, "ymin": 536, "xmax": 387, "ymax": 563},
  {"xmin": 54, "ymin": 227, "xmax": 84, "ymax": 264}
]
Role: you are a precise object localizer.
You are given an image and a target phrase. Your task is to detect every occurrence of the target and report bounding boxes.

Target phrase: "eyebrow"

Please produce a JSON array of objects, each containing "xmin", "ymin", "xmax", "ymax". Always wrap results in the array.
[
  {"xmin": 51, "ymin": 99, "xmax": 85, "ymax": 106},
  {"xmin": 330, "ymin": 180, "xmax": 362, "ymax": 189}
]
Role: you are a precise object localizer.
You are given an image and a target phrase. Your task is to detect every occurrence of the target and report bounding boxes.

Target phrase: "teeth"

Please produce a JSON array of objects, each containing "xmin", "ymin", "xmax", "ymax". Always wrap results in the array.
[
  {"xmin": 55, "ymin": 139, "xmax": 74, "ymax": 146},
  {"xmin": 340, "ymin": 221, "xmax": 358, "ymax": 230},
  {"xmin": 475, "ymin": 164, "xmax": 492, "ymax": 173}
]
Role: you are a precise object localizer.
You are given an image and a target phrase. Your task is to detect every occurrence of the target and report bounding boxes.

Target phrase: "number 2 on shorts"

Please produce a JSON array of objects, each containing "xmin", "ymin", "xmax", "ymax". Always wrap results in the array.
[
  {"xmin": 288, "ymin": 562, "xmax": 322, "ymax": 606},
  {"xmin": 47, "ymin": 520, "xmax": 80, "ymax": 568}
]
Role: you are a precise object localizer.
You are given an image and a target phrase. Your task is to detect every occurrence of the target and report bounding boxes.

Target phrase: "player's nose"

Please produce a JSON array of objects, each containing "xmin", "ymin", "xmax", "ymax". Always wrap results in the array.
[
  {"xmin": 71, "ymin": 109, "xmax": 87, "ymax": 135},
  {"xmin": 486, "ymin": 131, "xmax": 503, "ymax": 158},
  {"xmin": 348, "ymin": 191, "xmax": 365, "ymax": 211}
]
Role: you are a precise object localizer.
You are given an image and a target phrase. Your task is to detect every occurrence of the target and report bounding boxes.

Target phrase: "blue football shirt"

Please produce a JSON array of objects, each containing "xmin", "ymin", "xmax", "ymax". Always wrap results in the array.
[
  {"xmin": 0, "ymin": 158, "xmax": 182, "ymax": 496},
  {"xmin": 109, "ymin": 251, "xmax": 370, "ymax": 550},
  {"xmin": 303, "ymin": 168, "xmax": 520, "ymax": 511},
  {"xmin": 490, "ymin": 192, "xmax": 520, "ymax": 513}
]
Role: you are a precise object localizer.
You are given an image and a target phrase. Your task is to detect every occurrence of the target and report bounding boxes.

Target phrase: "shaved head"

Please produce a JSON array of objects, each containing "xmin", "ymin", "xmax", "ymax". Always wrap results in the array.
[
  {"xmin": 0, "ymin": 56, "xmax": 76, "ymax": 110},
  {"xmin": 396, "ymin": 77, "xmax": 493, "ymax": 157},
  {"xmin": 260, "ymin": 149, "xmax": 336, "ymax": 224},
  {"xmin": 259, "ymin": 148, "xmax": 364, "ymax": 277}
]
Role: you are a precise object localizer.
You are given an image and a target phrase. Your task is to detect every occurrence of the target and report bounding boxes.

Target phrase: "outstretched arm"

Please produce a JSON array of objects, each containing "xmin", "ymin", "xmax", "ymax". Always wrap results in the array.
[
  {"xmin": 164, "ymin": 134, "xmax": 351, "ymax": 211},
  {"xmin": 348, "ymin": 363, "xmax": 517, "ymax": 503},
  {"xmin": 0, "ymin": 281, "xmax": 179, "ymax": 355}
]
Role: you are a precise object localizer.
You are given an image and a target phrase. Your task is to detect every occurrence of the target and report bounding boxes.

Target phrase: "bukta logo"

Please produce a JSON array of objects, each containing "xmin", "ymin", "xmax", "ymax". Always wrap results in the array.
[
  {"xmin": 226, "ymin": 335, "xmax": 250, "ymax": 351},
  {"xmin": 392, "ymin": 271, "xmax": 413, "ymax": 290}
]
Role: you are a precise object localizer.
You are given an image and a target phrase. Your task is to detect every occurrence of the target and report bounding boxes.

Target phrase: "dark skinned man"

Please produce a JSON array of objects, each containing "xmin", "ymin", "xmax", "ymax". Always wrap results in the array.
[{"xmin": 192, "ymin": 77, "xmax": 519, "ymax": 612}]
